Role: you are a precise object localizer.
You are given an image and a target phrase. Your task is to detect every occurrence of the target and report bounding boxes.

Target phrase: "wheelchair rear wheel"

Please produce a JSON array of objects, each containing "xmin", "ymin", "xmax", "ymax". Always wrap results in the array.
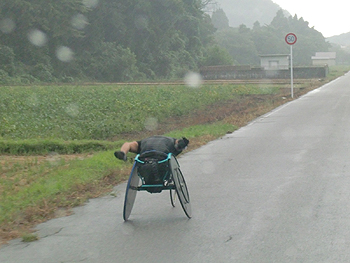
[
  {"xmin": 170, "ymin": 156, "xmax": 191, "ymax": 218},
  {"xmin": 123, "ymin": 163, "xmax": 140, "ymax": 221}
]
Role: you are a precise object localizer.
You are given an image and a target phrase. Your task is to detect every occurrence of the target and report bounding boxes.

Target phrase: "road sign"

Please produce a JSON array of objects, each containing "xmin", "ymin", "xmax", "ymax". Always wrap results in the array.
[
  {"xmin": 285, "ymin": 33, "xmax": 297, "ymax": 98},
  {"xmin": 285, "ymin": 33, "xmax": 297, "ymax": 45}
]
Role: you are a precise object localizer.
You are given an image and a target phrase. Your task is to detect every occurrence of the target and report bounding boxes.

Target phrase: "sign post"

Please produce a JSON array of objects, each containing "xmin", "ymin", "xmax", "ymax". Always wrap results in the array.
[{"xmin": 285, "ymin": 33, "xmax": 297, "ymax": 98}]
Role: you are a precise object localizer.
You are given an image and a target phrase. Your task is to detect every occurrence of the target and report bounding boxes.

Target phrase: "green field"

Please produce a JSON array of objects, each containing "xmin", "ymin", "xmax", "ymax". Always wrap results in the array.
[
  {"xmin": 0, "ymin": 84, "xmax": 280, "ymax": 155},
  {"xmin": 0, "ymin": 84, "xmax": 278, "ymax": 140}
]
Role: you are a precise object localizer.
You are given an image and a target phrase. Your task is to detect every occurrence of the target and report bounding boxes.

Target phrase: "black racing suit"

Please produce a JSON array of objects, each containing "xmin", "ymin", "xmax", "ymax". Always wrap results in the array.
[
  {"xmin": 136, "ymin": 136, "xmax": 181, "ymax": 190},
  {"xmin": 136, "ymin": 135, "xmax": 182, "ymax": 156}
]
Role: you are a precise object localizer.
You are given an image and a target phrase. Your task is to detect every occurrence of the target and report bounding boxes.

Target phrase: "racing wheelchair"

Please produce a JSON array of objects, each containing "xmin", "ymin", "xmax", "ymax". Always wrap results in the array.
[{"xmin": 123, "ymin": 150, "xmax": 191, "ymax": 220}]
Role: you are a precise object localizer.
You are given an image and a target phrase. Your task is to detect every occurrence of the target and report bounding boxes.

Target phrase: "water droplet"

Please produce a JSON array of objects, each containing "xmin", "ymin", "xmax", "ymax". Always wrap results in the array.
[
  {"xmin": 27, "ymin": 93, "xmax": 39, "ymax": 106},
  {"xmin": 184, "ymin": 71, "xmax": 203, "ymax": 88},
  {"xmin": 144, "ymin": 117, "xmax": 158, "ymax": 131},
  {"xmin": 0, "ymin": 18, "xmax": 15, "ymax": 34},
  {"xmin": 28, "ymin": 29, "xmax": 47, "ymax": 47},
  {"xmin": 135, "ymin": 15, "xmax": 148, "ymax": 30},
  {"xmin": 47, "ymin": 152, "xmax": 61, "ymax": 166},
  {"xmin": 201, "ymin": 161, "xmax": 216, "ymax": 174},
  {"xmin": 56, "ymin": 46, "xmax": 74, "ymax": 62},
  {"xmin": 71, "ymin": 14, "xmax": 88, "ymax": 30},
  {"xmin": 65, "ymin": 103, "xmax": 80, "ymax": 117},
  {"xmin": 82, "ymin": 0, "xmax": 99, "ymax": 8},
  {"xmin": 120, "ymin": 223, "xmax": 135, "ymax": 235}
]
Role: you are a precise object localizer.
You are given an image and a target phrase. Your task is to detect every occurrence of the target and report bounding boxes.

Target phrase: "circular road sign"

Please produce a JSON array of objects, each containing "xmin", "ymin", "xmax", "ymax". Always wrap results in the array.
[{"xmin": 285, "ymin": 33, "xmax": 297, "ymax": 45}]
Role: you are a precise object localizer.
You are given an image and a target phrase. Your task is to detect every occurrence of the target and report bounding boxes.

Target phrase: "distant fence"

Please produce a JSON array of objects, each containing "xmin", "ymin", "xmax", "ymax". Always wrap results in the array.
[{"xmin": 200, "ymin": 65, "xmax": 329, "ymax": 80}]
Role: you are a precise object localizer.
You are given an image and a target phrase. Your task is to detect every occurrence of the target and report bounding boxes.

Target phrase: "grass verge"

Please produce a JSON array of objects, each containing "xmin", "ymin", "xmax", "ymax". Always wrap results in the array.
[{"xmin": 0, "ymin": 151, "xmax": 131, "ymax": 243}]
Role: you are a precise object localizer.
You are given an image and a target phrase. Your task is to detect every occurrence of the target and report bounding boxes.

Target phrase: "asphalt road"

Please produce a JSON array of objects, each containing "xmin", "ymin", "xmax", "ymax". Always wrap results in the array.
[{"xmin": 2, "ymin": 73, "xmax": 350, "ymax": 262}]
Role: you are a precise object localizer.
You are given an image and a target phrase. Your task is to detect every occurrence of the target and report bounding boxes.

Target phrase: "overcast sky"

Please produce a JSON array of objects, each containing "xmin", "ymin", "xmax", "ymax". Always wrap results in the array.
[{"xmin": 272, "ymin": 0, "xmax": 349, "ymax": 37}]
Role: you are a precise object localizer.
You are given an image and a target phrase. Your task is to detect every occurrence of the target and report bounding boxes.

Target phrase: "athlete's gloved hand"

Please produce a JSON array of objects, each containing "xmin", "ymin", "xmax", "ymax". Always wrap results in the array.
[{"xmin": 114, "ymin": 151, "xmax": 127, "ymax": 161}]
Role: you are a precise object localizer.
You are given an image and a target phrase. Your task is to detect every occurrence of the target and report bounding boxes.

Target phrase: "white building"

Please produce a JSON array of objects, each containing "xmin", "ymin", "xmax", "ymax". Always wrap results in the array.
[
  {"xmin": 259, "ymin": 54, "xmax": 290, "ymax": 70},
  {"xmin": 311, "ymin": 52, "xmax": 336, "ymax": 66}
]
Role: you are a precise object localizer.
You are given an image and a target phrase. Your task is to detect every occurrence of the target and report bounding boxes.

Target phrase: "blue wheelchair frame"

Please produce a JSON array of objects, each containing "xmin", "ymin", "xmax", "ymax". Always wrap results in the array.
[
  {"xmin": 123, "ymin": 150, "xmax": 191, "ymax": 220},
  {"xmin": 134, "ymin": 152, "xmax": 173, "ymax": 191}
]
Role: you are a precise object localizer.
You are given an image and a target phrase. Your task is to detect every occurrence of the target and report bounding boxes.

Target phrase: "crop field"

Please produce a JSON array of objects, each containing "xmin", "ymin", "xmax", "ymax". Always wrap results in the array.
[{"xmin": 0, "ymin": 84, "xmax": 279, "ymax": 141}]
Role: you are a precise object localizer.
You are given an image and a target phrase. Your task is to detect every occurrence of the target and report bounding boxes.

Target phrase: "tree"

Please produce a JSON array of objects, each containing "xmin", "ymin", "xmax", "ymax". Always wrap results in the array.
[
  {"xmin": 84, "ymin": 42, "xmax": 141, "ymax": 82},
  {"xmin": 201, "ymin": 45, "xmax": 234, "ymax": 66},
  {"xmin": 0, "ymin": 0, "xmax": 333, "ymax": 82},
  {"xmin": 215, "ymin": 28, "xmax": 259, "ymax": 65},
  {"xmin": 211, "ymin": 8, "xmax": 230, "ymax": 31},
  {"xmin": 270, "ymin": 9, "xmax": 289, "ymax": 32},
  {"xmin": 252, "ymin": 25, "xmax": 285, "ymax": 55},
  {"xmin": 213, "ymin": 9, "xmax": 331, "ymax": 66},
  {"xmin": 0, "ymin": 45, "xmax": 15, "ymax": 76},
  {"xmin": 0, "ymin": 0, "xmax": 87, "ymax": 81}
]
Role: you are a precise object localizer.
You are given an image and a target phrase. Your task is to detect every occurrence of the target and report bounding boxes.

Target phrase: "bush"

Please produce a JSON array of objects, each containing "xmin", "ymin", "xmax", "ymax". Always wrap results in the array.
[
  {"xmin": 201, "ymin": 45, "xmax": 234, "ymax": 66},
  {"xmin": 19, "ymin": 74, "xmax": 39, "ymax": 84},
  {"xmin": 87, "ymin": 42, "xmax": 141, "ymax": 82},
  {"xmin": 0, "ymin": 139, "xmax": 120, "ymax": 155},
  {"xmin": 0, "ymin": 45, "xmax": 15, "ymax": 75},
  {"xmin": 0, "ymin": 69, "xmax": 11, "ymax": 84},
  {"xmin": 31, "ymin": 63, "xmax": 55, "ymax": 82}
]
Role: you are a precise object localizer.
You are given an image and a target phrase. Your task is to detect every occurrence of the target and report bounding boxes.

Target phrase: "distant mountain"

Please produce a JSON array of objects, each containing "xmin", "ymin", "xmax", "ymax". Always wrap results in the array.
[
  {"xmin": 212, "ymin": 0, "xmax": 289, "ymax": 28},
  {"xmin": 209, "ymin": 0, "xmax": 349, "ymax": 46},
  {"xmin": 327, "ymin": 32, "xmax": 350, "ymax": 46}
]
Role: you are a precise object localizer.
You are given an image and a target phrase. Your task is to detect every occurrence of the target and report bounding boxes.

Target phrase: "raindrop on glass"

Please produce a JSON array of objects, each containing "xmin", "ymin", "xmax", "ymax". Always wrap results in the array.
[
  {"xmin": 144, "ymin": 117, "xmax": 158, "ymax": 131},
  {"xmin": 201, "ymin": 161, "xmax": 216, "ymax": 174},
  {"xmin": 65, "ymin": 103, "xmax": 80, "ymax": 117},
  {"xmin": 82, "ymin": 0, "xmax": 99, "ymax": 8},
  {"xmin": 27, "ymin": 93, "xmax": 39, "ymax": 107},
  {"xmin": 56, "ymin": 46, "xmax": 74, "ymax": 62},
  {"xmin": 120, "ymin": 223, "xmax": 135, "ymax": 235},
  {"xmin": 0, "ymin": 18, "xmax": 15, "ymax": 34},
  {"xmin": 184, "ymin": 71, "xmax": 203, "ymax": 88},
  {"xmin": 135, "ymin": 15, "xmax": 148, "ymax": 30},
  {"xmin": 28, "ymin": 29, "xmax": 47, "ymax": 47},
  {"xmin": 71, "ymin": 14, "xmax": 88, "ymax": 30},
  {"xmin": 47, "ymin": 152, "xmax": 61, "ymax": 166}
]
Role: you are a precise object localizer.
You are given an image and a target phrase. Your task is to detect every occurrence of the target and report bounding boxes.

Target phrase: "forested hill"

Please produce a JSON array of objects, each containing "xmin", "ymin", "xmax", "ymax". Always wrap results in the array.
[
  {"xmin": 0, "ymin": 0, "xmax": 218, "ymax": 84},
  {"xmin": 0, "ymin": 0, "xmax": 344, "ymax": 85},
  {"xmin": 214, "ymin": 0, "xmax": 288, "ymax": 28}
]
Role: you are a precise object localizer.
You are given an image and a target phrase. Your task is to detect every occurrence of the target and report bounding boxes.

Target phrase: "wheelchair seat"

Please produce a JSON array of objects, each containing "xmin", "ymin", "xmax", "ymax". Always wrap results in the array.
[{"xmin": 135, "ymin": 151, "xmax": 171, "ymax": 193}]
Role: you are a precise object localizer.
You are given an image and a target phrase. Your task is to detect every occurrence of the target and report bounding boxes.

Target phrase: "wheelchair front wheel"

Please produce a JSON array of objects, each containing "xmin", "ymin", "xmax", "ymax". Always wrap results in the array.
[{"xmin": 170, "ymin": 188, "xmax": 177, "ymax": 207}]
